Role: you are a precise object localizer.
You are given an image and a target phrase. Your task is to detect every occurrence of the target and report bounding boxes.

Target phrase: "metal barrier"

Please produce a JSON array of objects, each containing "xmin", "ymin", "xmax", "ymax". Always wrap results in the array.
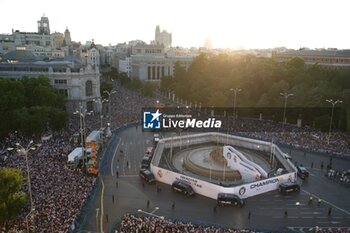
[{"xmin": 72, "ymin": 121, "xmax": 348, "ymax": 233}]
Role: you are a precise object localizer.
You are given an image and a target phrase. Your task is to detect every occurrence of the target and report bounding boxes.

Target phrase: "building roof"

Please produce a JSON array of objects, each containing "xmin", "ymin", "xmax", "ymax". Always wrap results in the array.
[
  {"xmin": 51, "ymin": 55, "xmax": 83, "ymax": 65},
  {"xmin": 2, "ymin": 50, "xmax": 41, "ymax": 62},
  {"xmin": 280, "ymin": 49, "xmax": 350, "ymax": 57}
]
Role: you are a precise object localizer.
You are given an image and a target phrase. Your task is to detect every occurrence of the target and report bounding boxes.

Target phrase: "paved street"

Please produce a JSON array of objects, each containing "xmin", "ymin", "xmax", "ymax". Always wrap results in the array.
[{"xmin": 81, "ymin": 126, "xmax": 350, "ymax": 233}]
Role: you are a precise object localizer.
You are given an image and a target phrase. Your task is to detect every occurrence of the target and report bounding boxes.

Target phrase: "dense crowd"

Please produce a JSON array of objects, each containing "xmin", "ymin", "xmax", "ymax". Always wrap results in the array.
[
  {"xmin": 0, "ymin": 83, "xmax": 349, "ymax": 232},
  {"xmin": 194, "ymin": 113, "xmax": 350, "ymax": 157},
  {"xmin": 325, "ymin": 169, "xmax": 350, "ymax": 187},
  {"xmin": 0, "ymin": 84, "xmax": 172, "ymax": 233},
  {"xmin": 315, "ymin": 228, "xmax": 350, "ymax": 233},
  {"xmin": 234, "ymin": 120, "xmax": 350, "ymax": 157},
  {"xmin": 0, "ymin": 131, "xmax": 95, "ymax": 233},
  {"xmin": 119, "ymin": 213, "xmax": 273, "ymax": 233}
]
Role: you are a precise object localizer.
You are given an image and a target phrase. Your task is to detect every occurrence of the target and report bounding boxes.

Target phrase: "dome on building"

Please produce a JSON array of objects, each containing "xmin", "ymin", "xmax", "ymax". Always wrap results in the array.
[{"xmin": 2, "ymin": 50, "xmax": 40, "ymax": 62}]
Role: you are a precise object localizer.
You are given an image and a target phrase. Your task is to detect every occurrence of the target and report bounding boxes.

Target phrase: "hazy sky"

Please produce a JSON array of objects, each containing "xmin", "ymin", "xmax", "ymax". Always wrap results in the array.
[{"xmin": 0, "ymin": 0, "xmax": 349, "ymax": 49}]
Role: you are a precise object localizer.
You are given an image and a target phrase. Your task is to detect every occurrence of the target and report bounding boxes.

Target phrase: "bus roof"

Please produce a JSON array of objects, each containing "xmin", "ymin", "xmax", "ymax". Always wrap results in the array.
[{"xmin": 86, "ymin": 130, "xmax": 100, "ymax": 143}]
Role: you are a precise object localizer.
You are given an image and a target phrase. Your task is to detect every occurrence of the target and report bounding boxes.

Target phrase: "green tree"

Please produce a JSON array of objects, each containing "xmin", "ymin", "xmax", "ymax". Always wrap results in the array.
[
  {"xmin": 0, "ymin": 76, "xmax": 68, "ymax": 138},
  {"xmin": 141, "ymin": 82, "xmax": 156, "ymax": 97},
  {"xmin": 286, "ymin": 56, "xmax": 305, "ymax": 69},
  {"xmin": 160, "ymin": 76, "xmax": 174, "ymax": 92},
  {"xmin": 0, "ymin": 168, "xmax": 27, "ymax": 226}
]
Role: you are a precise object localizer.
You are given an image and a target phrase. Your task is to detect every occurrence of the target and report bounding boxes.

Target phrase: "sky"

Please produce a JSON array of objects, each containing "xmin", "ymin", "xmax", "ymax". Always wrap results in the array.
[{"xmin": 0, "ymin": 0, "xmax": 349, "ymax": 49}]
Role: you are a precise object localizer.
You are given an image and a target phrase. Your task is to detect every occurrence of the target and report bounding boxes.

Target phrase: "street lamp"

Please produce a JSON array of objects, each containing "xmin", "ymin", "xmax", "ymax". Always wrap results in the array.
[
  {"xmin": 74, "ymin": 103, "xmax": 93, "ymax": 168},
  {"xmin": 326, "ymin": 99, "xmax": 342, "ymax": 144},
  {"xmin": 280, "ymin": 92, "xmax": 294, "ymax": 133},
  {"xmin": 137, "ymin": 207, "xmax": 164, "ymax": 219},
  {"xmin": 229, "ymin": 88, "xmax": 242, "ymax": 119},
  {"xmin": 7, "ymin": 141, "xmax": 37, "ymax": 233},
  {"xmin": 93, "ymin": 98, "xmax": 109, "ymax": 129},
  {"xmin": 103, "ymin": 90, "xmax": 116, "ymax": 125}
]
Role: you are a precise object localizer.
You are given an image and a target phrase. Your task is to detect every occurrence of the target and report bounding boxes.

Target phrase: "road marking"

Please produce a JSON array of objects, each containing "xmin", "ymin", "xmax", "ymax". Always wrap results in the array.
[
  {"xmin": 272, "ymin": 216, "xmax": 283, "ymax": 218},
  {"xmin": 300, "ymin": 211, "xmax": 322, "ymax": 215},
  {"xmin": 100, "ymin": 177, "xmax": 105, "ymax": 233},
  {"xmin": 111, "ymin": 139, "xmax": 121, "ymax": 176},
  {"xmin": 302, "ymin": 216, "xmax": 313, "ymax": 219},
  {"xmin": 317, "ymin": 217, "xmax": 327, "ymax": 219},
  {"xmin": 301, "ymin": 189, "xmax": 350, "ymax": 215},
  {"xmin": 317, "ymin": 221, "xmax": 341, "ymax": 224}
]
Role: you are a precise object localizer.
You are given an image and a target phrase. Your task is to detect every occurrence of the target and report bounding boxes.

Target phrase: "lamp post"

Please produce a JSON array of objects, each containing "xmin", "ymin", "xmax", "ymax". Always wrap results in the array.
[
  {"xmin": 137, "ymin": 207, "xmax": 164, "ymax": 219},
  {"xmin": 280, "ymin": 92, "xmax": 294, "ymax": 133},
  {"xmin": 93, "ymin": 98, "xmax": 109, "ymax": 129},
  {"xmin": 74, "ymin": 103, "xmax": 93, "ymax": 168},
  {"xmin": 229, "ymin": 88, "xmax": 241, "ymax": 119},
  {"xmin": 103, "ymin": 90, "xmax": 116, "ymax": 126},
  {"xmin": 8, "ymin": 141, "xmax": 37, "ymax": 233},
  {"xmin": 326, "ymin": 99, "xmax": 342, "ymax": 144}
]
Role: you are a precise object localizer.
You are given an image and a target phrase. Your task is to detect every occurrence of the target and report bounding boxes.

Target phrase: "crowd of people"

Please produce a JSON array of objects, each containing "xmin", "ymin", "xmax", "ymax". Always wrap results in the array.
[
  {"xmin": 190, "ymin": 111, "xmax": 350, "ymax": 157},
  {"xmin": 0, "ymin": 83, "xmax": 349, "ymax": 232},
  {"xmin": 118, "ymin": 213, "xmax": 273, "ymax": 233},
  {"xmin": 0, "ymin": 131, "xmax": 95, "ymax": 233},
  {"xmin": 325, "ymin": 169, "xmax": 350, "ymax": 187},
  {"xmin": 314, "ymin": 228, "xmax": 350, "ymax": 233},
  {"xmin": 0, "ymin": 84, "xmax": 175, "ymax": 232}
]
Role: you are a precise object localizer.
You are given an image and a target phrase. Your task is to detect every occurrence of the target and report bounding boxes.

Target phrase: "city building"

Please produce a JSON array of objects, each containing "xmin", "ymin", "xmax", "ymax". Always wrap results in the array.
[
  {"xmin": 37, "ymin": 15, "xmax": 50, "ymax": 35},
  {"xmin": 275, "ymin": 49, "xmax": 350, "ymax": 68},
  {"xmin": 119, "ymin": 57, "xmax": 132, "ymax": 77},
  {"xmin": 130, "ymin": 44, "xmax": 195, "ymax": 81},
  {"xmin": 51, "ymin": 32, "xmax": 65, "ymax": 49},
  {"xmin": 0, "ymin": 48, "xmax": 101, "ymax": 112},
  {"xmin": 0, "ymin": 15, "xmax": 69, "ymax": 60},
  {"xmin": 64, "ymin": 27, "xmax": 72, "ymax": 46},
  {"xmin": 86, "ymin": 41, "xmax": 100, "ymax": 68},
  {"xmin": 153, "ymin": 25, "xmax": 172, "ymax": 49}
]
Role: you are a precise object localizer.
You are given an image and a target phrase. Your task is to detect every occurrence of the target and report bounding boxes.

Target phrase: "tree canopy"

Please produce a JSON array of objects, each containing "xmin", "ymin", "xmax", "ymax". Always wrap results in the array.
[
  {"xmin": 0, "ymin": 168, "xmax": 27, "ymax": 225},
  {"xmin": 160, "ymin": 55, "xmax": 349, "ymax": 130},
  {"xmin": 0, "ymin": 76, "xmax": 68, "ymax": 138},
  {"xmin": 161, "ymin": 55, "xmax": 350, "ymax": 108}
]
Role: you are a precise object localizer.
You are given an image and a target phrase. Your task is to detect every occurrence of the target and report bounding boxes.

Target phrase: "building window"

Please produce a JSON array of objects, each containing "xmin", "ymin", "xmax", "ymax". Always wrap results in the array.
[
  {"xmin": 54, "ymin": 79, "xmax": 67, "ymax": 85},
  {"xmin": 86, "ymin": 80, "xmax": 93, "ymax": 96},
  {"xmin": 148, "ymin": 66, "xmax": 151, "ymax": 80},
  {"xmin": 152, "ymin": 66, "xmax": 156, "ymax": 80},
  {"xmin": 57, "ymin": 89, "xmax": 68, "ymax": 97},
  {"xmin": 157, "ymin": 66, "xmax": 160, "ymax": 80}
]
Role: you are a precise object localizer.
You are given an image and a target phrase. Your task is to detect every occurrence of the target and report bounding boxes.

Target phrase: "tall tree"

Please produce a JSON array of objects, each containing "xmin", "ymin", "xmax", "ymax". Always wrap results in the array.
[{"xmin": 0, "ymin": 168, "xmax": 27, "ymax": 226}]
